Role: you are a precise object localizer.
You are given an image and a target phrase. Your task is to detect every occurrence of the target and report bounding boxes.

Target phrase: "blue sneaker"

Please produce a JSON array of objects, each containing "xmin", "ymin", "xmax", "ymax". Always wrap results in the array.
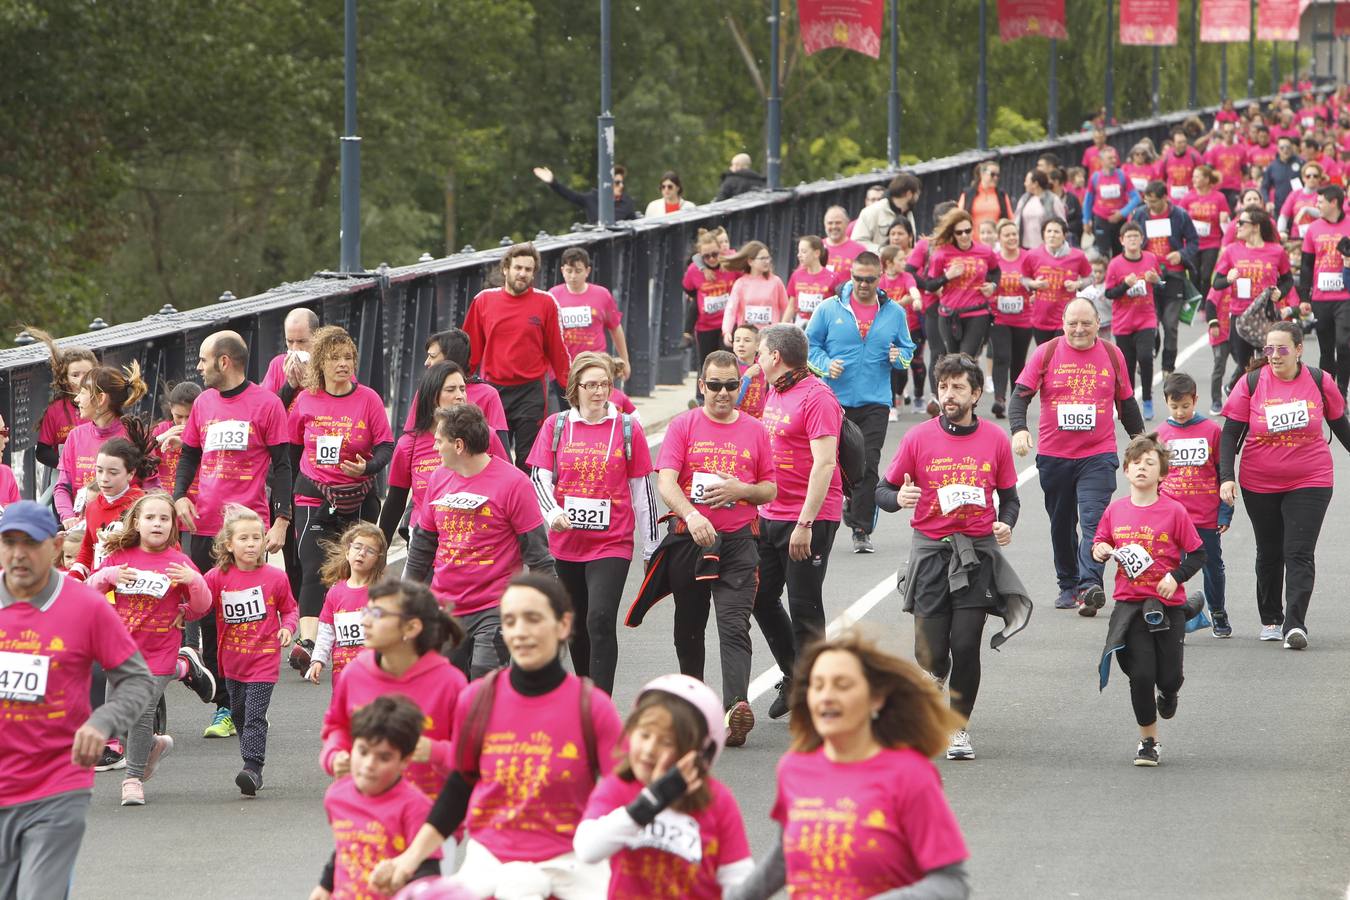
[
  {"xmin": 1142, "ymin": 399, "xmax": 1155, "ymax": 420},
  {"xmin": 1054, "ymin": 589, "xmax": 1078, "ymax": 609}
]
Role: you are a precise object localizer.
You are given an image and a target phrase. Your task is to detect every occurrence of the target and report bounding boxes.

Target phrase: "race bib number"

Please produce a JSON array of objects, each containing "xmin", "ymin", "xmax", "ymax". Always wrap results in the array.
[
  {"xmin": 703, "ymin": 294, "xmax": 728, "ymax": 315},
  {"xmin": 560, "ymin": 305, "xmax": 593, "ymax": 329},
  {"xmin": 1194, "ymin": 221, "xmax": 1212, "ymax": 238},
  {"xmin": 1099, "ymin": 182, "xmax": 1121, "ymax": 200},
  {"xmin": 1126, "ymin": 280, "xmax": 1149, "ymax": 297},
  {"xmin": 1236, "ymin": 277, "xmax": 1252, "ymax": 300},
  {"xmin": 936, "ymin": 483, "xmax": 987, "ymax": 515},
  {"xmin": 73, "ymin": 487, "xmax": 89, "ymax": 515},
  {"xmin": 1145, "ymin": 218, "xmax": 1173, "ymax": 240},
  {"xmin": 204, "ymin": 420, "xmax": 251, "ymax": 453},
  {"xmin": 116, "ymin": 569, "xmax": 172, "ymax": 599},
  {"xmin": 314, "ymin": 433, "xmax": 344, "ymax": 467},
  {"xmin": 1265, "ymin": 400, "xmax": 1310, "ymax": 433},
  {"xmin": 745, "ymin": 305, "xmax": 773, "ymax": 326},
  {"xmin": 1131, "ymin": 177, "xmax": 1149, "ymax": 191},
  {"xmin": 1113, "ymin": 543, "xmax": 1155, "ymax": 581},
  {"xmin": 689, "ymin": 471, "xmax": 724, "ymax": 506},
  {"xmin": 1317, "ymin": 271, "xmax": 1344, "ymax": 292},
  {"xmin": 1169, "ymin": 185, "xmax": 1188, "ymax": 200},
  {"xmin": 797, "ymin": 292, "xmax": 823, "ymax": 313},
  {"xmin": 628, "ymin": 810, "xmax": 703, "ymax": 865},
  {"xmin": 221, "ymin": 586, "xmax": 267, "ymax": 624},
  {"xmin": 0, "ymin": 651, "xmax": 50, "ymax": 703},
  {"xmin": 564, "ymin": 495, "xmax": 611, "ymax": 530},
  {"xmin": 334, "ymin": 610, "xmax": 365, "ymax": 648},
  {"xmin": 432, "ymin": 492, "xmax": 488, "ymax": 511},
  {"xmin": 1056, "ymin": 403, "xmax": 1097, "ymax": 431},
  {"xmin": 996, "ymin": 295, "xmax": 1024, "ymax": 314},
  {"xmin": 1301, "ymin": 117, "xmax": 1316, "ymax": 129},
  {"xmin": 1168, "ymin": 438, "xmax": 1210, "ymax": 467}
]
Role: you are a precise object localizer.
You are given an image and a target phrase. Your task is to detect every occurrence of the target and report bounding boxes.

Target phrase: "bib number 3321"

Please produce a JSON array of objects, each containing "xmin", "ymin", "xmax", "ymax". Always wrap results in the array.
[{"xmin": 564, "ymin": 496, "xmax": 611, "ymax": 530}]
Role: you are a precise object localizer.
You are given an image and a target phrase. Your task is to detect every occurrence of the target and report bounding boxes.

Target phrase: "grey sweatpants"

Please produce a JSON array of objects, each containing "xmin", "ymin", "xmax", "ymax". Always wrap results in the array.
[
  {"xmin": 449, "ymin": 608, "xmax": 507, "ymax": 680},
  {"xmin": 125, "ymin": 674, "xmax": 174, "ymax": 780},
  {"xmin": 0, "ymin": 789, "xmax": 91, "ymax": 900}
]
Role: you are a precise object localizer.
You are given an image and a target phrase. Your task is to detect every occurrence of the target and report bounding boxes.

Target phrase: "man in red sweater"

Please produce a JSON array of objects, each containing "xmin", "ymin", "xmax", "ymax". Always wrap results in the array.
[{"xmin": 463, "ymin": 243, "xmax": 571, "ymax": 470}]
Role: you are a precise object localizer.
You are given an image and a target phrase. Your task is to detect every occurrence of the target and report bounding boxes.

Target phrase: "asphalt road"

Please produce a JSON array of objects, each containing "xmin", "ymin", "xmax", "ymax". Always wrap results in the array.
[{"xmin": 73, "ymin": 321, "xmax": 1350, "ymax": 899}]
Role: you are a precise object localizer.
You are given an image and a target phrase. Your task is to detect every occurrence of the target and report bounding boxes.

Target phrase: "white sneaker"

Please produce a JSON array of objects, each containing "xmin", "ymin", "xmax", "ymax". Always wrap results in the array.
[
  {"xmin": 946, "ymin": 729, "xmax": 975, "ymax": 760},
  {"xmin": 1259, "ymin": 624, "xmax": 1283, "ymax": 641},
  {"xmin": 1283, "ymin": 627, "xmax": 1308, "ymax": 650},
  {"xmin": 887, "ymin": 407, "xmax": 900, "ymax": 422}
]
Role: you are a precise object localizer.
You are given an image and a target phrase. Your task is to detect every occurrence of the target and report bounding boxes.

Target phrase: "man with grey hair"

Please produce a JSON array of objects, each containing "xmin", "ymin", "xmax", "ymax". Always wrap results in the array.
[
  {"xmin": 262, "ymin": 307, "xmax": 320, "ymax": 409},
  {"xmin": 714, "ymin": 153, "xmax": 768, "ymax": 201},
  {"xmin": 751, "ymin": 324, "xmax": 845, "ymax": 721}
]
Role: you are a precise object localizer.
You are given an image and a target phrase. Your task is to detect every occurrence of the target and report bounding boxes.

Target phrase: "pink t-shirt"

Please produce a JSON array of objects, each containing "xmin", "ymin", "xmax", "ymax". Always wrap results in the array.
[
  {"xmin": 0, "ymin": 465, "xmax": 18, "ymax": 509},
  {"xmin": 318, "ymin": 581, "xmax": 369, "ymax": 676},
  {"xmin": 991, "ymin": 250, "xmax": 1032, "ymax": 328},
  {"xmin": 737, "ymin": 360, "xmax": 768, "ymax": 419},
  {"xmin": 205, "ymin": 563, "xmax": 298, "ymax": 683},
  {"xmin": 1279, "ymin": 188, "xmax": 1321, "ymax": 240},
  {"xmin": 1094, "ymin": 494, "xmax": 1203, "ymax": 606},
  {"xmin": 851, "ymin": 297, "xmax": 881, "ymax": 338},
  {"xmin": 387, "ymin": 432, "xmax": 515, "ymax": 524},
  {"xmin": 928, "ymin": 243, "xmax": 998, "ymax": 316},
  {"xmin": 0, "ymin": 573, "xmax": 139, "ymax": 806},
  {"xmin": 1088, "ymin": 170, "xmax": 1132, "ymax": 218},
  {"xmin": 260, "ymin": 353, "xmax": 307, "ymax": 412},
  {"xmin": 1204, "ymin": 142, "xmax": 1248, "ymax": 190},
  {"xmin": 1300, "ymin": 218, "xmax": 1350, "ymax": 301},
  {"xmin": 182, "ymin": 383, "xmax": 290, "ymax": 535},
  {"xmin": 1161, "ymin": 147, "xmax": 1202, "ymax": 195},
  {"xmin": 415, "ymin": 458, "xmax": 543, "ymax": 614},
  {"xmin": 683, "ymin": 264, "xmax": 740, "ymax": 334},
  {"xmin": 610, "ymin": 388, "xmax": 637, "ymax": 416},
  {"xmin": 823, "ymin": 239, "xmax": 868, "ymax": 278},
  {"xmin": 152, "ymin": 420, "xmax": 199, "ymax": 524},
  {"xmin": 1020, "ymin": 247, "xmax": 1092, "ymax": 331},
  {"xmin": 880, "ymin": 270, "xmax": 921, "ymax": 331},
  {"xmin": 582, "ymin": 775, "xmax": 751, "ymax": 900},
  {"xmin": 1105, "ymin": 252, "xmax": 1162, "ymax": 335},
  {"xmin": 1122, "ymin": 161, "xmax": 1159, "ymax": 193},
  {"xmin": 723, "ymin": 274, "xmax": 790, "ymax": 341},
  {"xmin": 456, "ymin": 673, "xmax": 623, "ymax": 862},
  {"xmin": 656, "ymin": 408, "xmax": 775, "ymax": 533},
  {"xmin": 1213, "ymin": 241, "xmax": 1290, "ymax": 316},
  {"xmin": 772, "ymin": 747, "xmax": 968, "ymax": 899},
  {"xmin": 324, "ymin": 776, "xmax": 440, "ymax": 899},
  {"xmin": 760, "ymin": 377, "xmax": 844, "ymax": 523},
  {"xmin": 549, "ymin": 283, "xmax": 622, "ymax": 359},
  {"xmin": 87, "ymin": 545, "xmax": 210, "ymax": 675},
  {"xmin": 1221, "ymin": 364, "xmax": 1345, "ymax": 492},
  {"xmin": 321, "ymin": 649, "xmax": 466, "ymax": 799},
  {"xmin": 38, "ymin": 398, "xmax": 80, "ymax": 448},
  {"xmin": 402, "ymin": 382, "xmax": 509, "ymax": 433},
  {"xmin": 1157, "ymin": 417, "xmax": 1224, "ymax": 529},
  {"xmin": 907, "ymin": 240, "xmax": 940, "ymax": 313},
  {"xmin": 56, "ymin": 419, "xmax": 127, "ymax": 521},
  {"xmin": 289, "ymin": 384, "xmax": 394, "ymax": 504},
  {"xmin": 884, "ymin": 418, "xmax": 1017, "ymax": 539},
  {"xmin": 1016, "ymin": 338, "xmax": 1134, "ymax": 459},
  {"xmin": 787, "ymin": 266, "xmax": 838, "ymax": 325},
  {"xmin": 1179, "ymin": 190, "xmax": 1227, "ymax": 251},
  {"xmin": 526, "ymin": 411, "xmax": 653, "ymax": 562}
]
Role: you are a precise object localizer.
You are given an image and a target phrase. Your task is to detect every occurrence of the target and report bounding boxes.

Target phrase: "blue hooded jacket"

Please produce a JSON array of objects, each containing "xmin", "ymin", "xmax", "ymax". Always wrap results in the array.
[{"xmin": 805, "ymin": 282, "xmax": 916, "ymax": 408}]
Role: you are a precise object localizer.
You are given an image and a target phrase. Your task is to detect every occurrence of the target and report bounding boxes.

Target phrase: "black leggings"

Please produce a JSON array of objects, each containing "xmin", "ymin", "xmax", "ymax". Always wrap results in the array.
[
  {"xmin": 1116, "ymin": 328, "xmax": 1156, "ymax": 401},
  {"xmin": 555, "ymin": 556, "xmax": 631, "ymax": 695},
  {"xmin": 938, "ymin": 312, "xmax": 992, "ymax": 360},
  {"xmin": 189, "ymin": 534, "xmax": 231, "ymax": 708},
  {"xmin": 913, "ymin": 608, "xmax": 987, "ymax": 721},
  {"xmin": 1241, "ymin": 486, "xmax": 1331, "ymax": 634},
  {"xmin": 924, "ymin": 305, "xmax": 949, "ymax": 396},
  {"xmin": 1196, "ymin": 247, "xmax": 1219, "ymax": 294},
  {"xmin": 1117, "ymin": 606, "xmax": 1185, "ymax": 727},
  {"xmin": 989, "ymin": 324, "xmax": 1033, "ymax": 402},
  {"xmin": 1228, "ymin": 314, "xmax": 1256, "ymax": 387},
  {"xmin": 296, "ymin": 502, "xmax": 363, "ymax": 620},
  {"xmin": 891, "ymin": 337, "xmax": 927, "ymax": 402}
]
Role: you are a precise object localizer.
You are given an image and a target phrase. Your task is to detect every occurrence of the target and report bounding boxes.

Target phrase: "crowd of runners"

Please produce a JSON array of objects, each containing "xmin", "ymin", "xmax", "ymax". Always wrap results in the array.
[{"xmin": 5, "ymin": 83, "xmax": 1350, "ymax": 899}]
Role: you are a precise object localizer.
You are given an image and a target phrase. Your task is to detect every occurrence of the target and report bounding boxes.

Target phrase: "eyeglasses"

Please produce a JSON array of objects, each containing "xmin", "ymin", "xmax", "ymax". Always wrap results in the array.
[
  {"xmin": 754, "ymin": 255, "xmax": 772, "ymax": 262},
  {"xmin": 349, "ymin": 544, "xmax": 382, "ymax": 557},
  {"xmin": 1262, "ymin": 345, "xmax": 1294, "ymax": 357},
  {"xmin": 954, "ymin": 228, "xmax": 974, "ymax": 236},
  {"xmin": 852, "ymin": 275, "xmax": 879, "ymax": 284},
  {"xmin": 580, "ymin": 380, "xmax": 612, "ymax": 392},
  {"xmin": 362, "ymin": 604, "xmax": 407, "ymax": 621},
  {"xmin": 1236, "ymin": 218, "xmax": 1254, "ymax": 226},
  {"xmin": 613, "ymin": 179, "xmax": 624, "ymax": 186},
  {"xmin": 661, "ymin": 182, "xmax": 677, "ymax": 190},
  {"xmin": 703, "ymin": 380, "xmax": 740, "ymax": 394}
]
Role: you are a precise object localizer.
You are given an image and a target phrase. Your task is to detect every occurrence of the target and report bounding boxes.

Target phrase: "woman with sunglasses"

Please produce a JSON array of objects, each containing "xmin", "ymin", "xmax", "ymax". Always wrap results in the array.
[
  {"xmin": 526, "ymin": 351, "xmax": 659, "ymax": 695},
  {"xmin": 644, "ymin": 170, "xmax": 695, "ymax": 217},
  {"xmin": 918, "ymin": 208, "xmax": 999, "ymax": 358},
  {"xmin": 1276, "ymin": 162, "xmax": 1324, "ymax": 242},
  {"xmin": 1219, "ymin": 322, "xmax": 1350, "ymax": 649},
  {"xmin": 1211, "ymin": 207, "xmax": 1295, "ymax": 380}
]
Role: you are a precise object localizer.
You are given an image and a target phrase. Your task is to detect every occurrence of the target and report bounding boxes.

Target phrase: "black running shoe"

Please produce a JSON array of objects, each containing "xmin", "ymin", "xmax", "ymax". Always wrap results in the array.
[
  {"xmin": 1077, "ymin": 585, "xmax": 1106, "ymax": 618},
  {"xmin": 235, "ymin": 768, "xmax": 262, "ymax": 796},
  {"xmin": 1156, "ymin": 691, "xmax": 1178, "ymax": 720},
  {"xmin": 177, "ymin": 646, "xmax": 216, "ymax": 704},
  {"xmin": 768, "ymin": 677, "xmax": 793, "ymax": 720},
  {"xmin": 1134, "ymin": 737, "xmax": 1160, "ymax": 767},
  {"xmin": 95, "ymin": 746, "xmax": 126, "ymax": 772}
]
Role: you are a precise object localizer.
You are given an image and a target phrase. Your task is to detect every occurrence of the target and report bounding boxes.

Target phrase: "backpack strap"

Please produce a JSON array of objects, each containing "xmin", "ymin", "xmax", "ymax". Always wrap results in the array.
[
  {"xmin": 1038, "ymin": 337, "xmax": 1062, "ymax": 385},
  {"xmin": 549, "ymin": 413, "xmax": 567, "ymax": 480},
  {"xmin": 455, "ymin": 666, "xmax": 503, "ymax": 778},
  {"xmin": 578, "ymin": 676, "xmax": 601, "ymax": 783},
  {"xmin": 621, "ymin": 413, "xmax": 633, "ymax": 462}
]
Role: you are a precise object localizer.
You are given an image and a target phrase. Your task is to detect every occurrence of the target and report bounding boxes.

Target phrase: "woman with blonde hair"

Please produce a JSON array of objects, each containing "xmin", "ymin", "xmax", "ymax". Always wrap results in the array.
[
  {"xmin": 729, "ymin": 633, "xmax": 971, "ymax": 900},
  {"xmin": 287, "ymin": 325, "xmax": 395, "ymax": 672}
]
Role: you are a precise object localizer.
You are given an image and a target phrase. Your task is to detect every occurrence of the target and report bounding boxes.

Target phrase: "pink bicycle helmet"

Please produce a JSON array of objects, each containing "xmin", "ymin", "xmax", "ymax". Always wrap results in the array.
[{"xmin": 637, "ymin": 674, "xmax": 728, "ymax": 765}]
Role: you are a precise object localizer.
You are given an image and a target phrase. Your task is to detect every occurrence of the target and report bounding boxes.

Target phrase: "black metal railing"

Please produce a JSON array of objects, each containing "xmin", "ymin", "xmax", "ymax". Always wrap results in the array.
[{"xmin": 0, "ymin": 97, "xmax": 1268, "ymax": 498}]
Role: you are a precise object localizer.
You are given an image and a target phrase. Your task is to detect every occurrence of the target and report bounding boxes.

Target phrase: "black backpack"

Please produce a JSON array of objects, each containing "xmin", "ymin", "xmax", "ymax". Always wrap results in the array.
[{"xmin": 807, "ymin": 381, "xmax": 866, "ymax": 494}]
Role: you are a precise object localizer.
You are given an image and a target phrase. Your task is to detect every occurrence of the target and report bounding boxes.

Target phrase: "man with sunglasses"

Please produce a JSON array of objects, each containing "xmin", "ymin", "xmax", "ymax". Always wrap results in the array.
[
  {"xmin": 531, "ymin": 163, "xmax": 637, "ymax": 223},
  {"xmin": 1264, "ymin": 137, "xmax": 1306, "ymax": 218},
  {"xmin": 649, "ymin": 350, "xmax": 777, "ymax": 747},
  {"xmin": 806, "ymin": 252, "xmax": 916, "ymax": 554}
]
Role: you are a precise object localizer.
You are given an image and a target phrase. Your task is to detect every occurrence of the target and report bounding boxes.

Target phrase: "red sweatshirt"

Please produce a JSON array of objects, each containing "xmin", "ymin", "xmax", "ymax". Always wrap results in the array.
[
  {"xmin": 71, "ymin": 487, "xmax": 144, "ymax": 579},
  {"xmin": 464, "ymin": 286, "xmax": 572, "ymax": 386}
]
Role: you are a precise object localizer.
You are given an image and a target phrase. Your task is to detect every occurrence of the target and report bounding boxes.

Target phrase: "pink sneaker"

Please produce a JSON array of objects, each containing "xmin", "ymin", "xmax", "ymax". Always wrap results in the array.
[
  {"xmin": 120, "ymin": 778, "xmax": 145, "ymax": 806},
  {"xmin": 143, "ymin": 734, "xmax": 174, "ymax": 782}
]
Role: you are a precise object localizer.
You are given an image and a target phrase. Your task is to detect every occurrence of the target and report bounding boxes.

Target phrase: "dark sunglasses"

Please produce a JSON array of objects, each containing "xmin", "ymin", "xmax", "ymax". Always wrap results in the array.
[
  {"xmin": 852, "ymin": 275, "xmax": 879, "ymax": 284},
  {"xmin": 703, "ymin": 380, "xmax": 740, "ymax": 393},
  {"xmin": 954, "ymin": 227, "xmax": 974, "ymax": 236}
]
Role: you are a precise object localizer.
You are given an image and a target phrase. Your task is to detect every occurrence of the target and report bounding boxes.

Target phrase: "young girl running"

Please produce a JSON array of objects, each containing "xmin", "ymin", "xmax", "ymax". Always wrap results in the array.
[
  {"xmin": 1093, "ymin": 435, "xmax": 1206, "ymax": 767},
  {"xmin": 305, "ymin": 522, "xmax": 388, "ymax": 685},
  {"xmin": 205, "ymin": 504, "xmax": 299, "ymax": 795},
  {"xmin": 86, "ymin": 491, "xmax": 214, "ymax": 805},
  {"xmin": 26, "ymin": 325, "xmax": 97, "ymax": 471},
  {"xmin": 575, "ymin": 674, "xmax": 753, "ymax": 898},
  {"xmin": 67, "ymin": 434, "xmax": 157, "ymax": 581},
  {"xmin": 54, "ymin": 361, "xmax": 150, "ymax": 529}
]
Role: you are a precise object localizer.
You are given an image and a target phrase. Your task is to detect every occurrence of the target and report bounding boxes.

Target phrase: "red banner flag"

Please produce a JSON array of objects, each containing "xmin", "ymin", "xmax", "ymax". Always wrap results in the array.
[
  {"xmin": 798, "ymin": 0, "xmax": 884, "ymax": 58},
  {"xmin": 997, "ymin": 0, "xmax": 1067, "ymax": 42},
  {"xmin": 1337, "ymin": 3, "xmax": 1350, "ymax": 38},
  {"xmin": 1120, "ymin": 0, "xmax": 1179, "ymax": 45},
  {"xmin": 1201, "ymin": 0, "xmax": 1251, "ymax": 41},
  {"xmin": 1256, "ymin": 0, "xmax": 1299, "ymax": 41}
]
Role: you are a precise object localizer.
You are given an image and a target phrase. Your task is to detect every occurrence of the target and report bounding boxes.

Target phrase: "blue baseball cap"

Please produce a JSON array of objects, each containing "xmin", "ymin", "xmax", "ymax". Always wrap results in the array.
[{"xmin": 0, "ymin": 501, "xmax": 61, "ymax": 541}]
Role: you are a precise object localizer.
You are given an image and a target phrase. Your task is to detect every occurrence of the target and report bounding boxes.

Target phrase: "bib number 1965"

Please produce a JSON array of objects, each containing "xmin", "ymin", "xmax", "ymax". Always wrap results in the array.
[{"xmin": 1056, "ymin": 403, "xmax": 1096, "ymax": 431}]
